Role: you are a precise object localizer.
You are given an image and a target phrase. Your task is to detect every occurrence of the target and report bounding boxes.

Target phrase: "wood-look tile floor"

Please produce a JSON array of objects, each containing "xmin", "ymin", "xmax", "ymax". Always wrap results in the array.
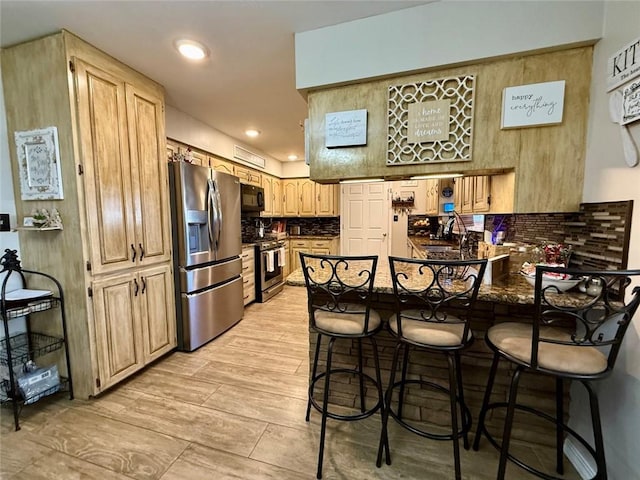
[{"xmin": 0, "ymin": 286, "xmax": 580, "ymax": 479}]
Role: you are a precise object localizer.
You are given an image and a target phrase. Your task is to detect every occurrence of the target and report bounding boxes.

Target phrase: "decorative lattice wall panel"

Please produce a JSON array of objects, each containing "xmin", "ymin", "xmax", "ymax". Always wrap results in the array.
[{"xmin": 387, "ymin": 75, "xmax": 475, "ymax": 166}]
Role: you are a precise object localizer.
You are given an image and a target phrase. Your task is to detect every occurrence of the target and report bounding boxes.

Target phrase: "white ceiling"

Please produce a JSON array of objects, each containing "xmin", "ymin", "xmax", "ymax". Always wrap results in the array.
[{"xmin": 0, "ymin": 1, "xmax": 429, "ymax": 163}]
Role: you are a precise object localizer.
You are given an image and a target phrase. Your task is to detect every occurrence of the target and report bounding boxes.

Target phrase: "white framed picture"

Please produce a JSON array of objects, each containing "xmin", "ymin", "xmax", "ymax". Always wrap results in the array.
[
  {"xmin": 325, "ymin": 109, "xmax": 367, "ymax": 147},
  {"xmin": 621, "ymin": 80, "xmax": 640, "ymax": 125},
  {"xmin": 501, "ymin": 80, "xmax": 565, "ymax": 129},
  {"xmin": 14, "ymin": 126, "xmax": 64, "ymax": 200}
]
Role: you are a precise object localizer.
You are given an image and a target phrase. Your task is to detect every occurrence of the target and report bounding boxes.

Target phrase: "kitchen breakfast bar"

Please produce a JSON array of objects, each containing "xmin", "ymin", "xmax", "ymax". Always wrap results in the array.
[{"xmin": 286, "ymin": 267, "xmax": 587, "ymax": 447}]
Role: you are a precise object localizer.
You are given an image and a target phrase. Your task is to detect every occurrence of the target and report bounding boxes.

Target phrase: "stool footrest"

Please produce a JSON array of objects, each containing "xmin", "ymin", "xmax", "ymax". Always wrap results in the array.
[
  {"xmin": 477, "ymin": 402, "xmax": 599, "ymax": 480},
  {"xmin": 387, "ymin": 379, "xmax": 472, "ymax": 442},
  {"xmin": 309, "ymin": 367, "xmax": 383, "ymax": 421}
]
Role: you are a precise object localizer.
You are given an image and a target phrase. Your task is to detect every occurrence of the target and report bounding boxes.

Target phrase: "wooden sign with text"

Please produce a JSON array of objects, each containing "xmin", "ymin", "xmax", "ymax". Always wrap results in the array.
[
  {"xmin": 325, "ymin": 109, "xmax": 367, "ymax": 147},
  {"xmin": 501, "ymin": 80, "xmax": 565, "ymax": 129},
  {"xmin": 408, "ymin": 100, "xmax": 450, "ymax": 143},
  {"xmin": 607, "ymin": 37, "xmax": 640, "ymax": 92}
]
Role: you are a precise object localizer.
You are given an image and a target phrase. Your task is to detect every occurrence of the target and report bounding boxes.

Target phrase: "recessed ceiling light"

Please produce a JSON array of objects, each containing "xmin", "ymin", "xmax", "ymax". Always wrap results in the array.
[
  {"xmin": 287, "ymin": 154, "xmax": 298, "ymax": 161},
  {"xmin": 175, "ymin": 39, "xmax": 209, "ymax": 61},
  {"xmin": 245, "ymin": 129, "xmax": 261, "ymax": 138}
]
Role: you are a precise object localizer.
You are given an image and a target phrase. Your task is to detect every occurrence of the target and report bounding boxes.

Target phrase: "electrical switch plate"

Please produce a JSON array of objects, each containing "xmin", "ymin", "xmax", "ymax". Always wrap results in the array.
[{"xmin": 0, "ymin": 214, "xmax": 10, "ymax": 231}]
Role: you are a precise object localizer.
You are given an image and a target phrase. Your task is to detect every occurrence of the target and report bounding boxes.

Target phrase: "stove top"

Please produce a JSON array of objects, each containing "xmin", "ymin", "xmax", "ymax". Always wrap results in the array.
[
  {"xmin": 255, "ymin": 239, "xmax": 286, "ymax": 251},
  {"xmin": 244, "ymin": 237, "xmax": 286, "ymax": 250}
]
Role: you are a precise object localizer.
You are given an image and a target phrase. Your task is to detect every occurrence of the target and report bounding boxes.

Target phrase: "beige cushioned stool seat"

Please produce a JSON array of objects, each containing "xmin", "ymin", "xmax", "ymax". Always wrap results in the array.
[
  {"xmin": 314, "ymin": 303, "xmax": 381, "ymax": 335},
  {"xmin": 488, "ymin": 322, "xmax": 608, "ymax": 375},
  {"xmin": 389, "ymin": 310, "xmax": 471, "ymax": 346}
]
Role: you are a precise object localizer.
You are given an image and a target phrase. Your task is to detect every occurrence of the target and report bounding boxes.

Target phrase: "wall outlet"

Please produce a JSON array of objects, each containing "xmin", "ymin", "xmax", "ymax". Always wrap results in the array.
[{"xmin": 0, "ymin": 214, "xmax": 10, "ymax": 231}]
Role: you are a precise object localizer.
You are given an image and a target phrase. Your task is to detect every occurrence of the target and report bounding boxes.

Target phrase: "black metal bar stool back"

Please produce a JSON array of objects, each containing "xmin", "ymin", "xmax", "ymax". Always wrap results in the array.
[
  {"xmin": 300, "ymin": 252, "xmax": 388, "ymax": 479},
  {"xmin": 377, "ymin": 256, "xmax": 487, "ymax": 480},
  {"xmin": 473, "ymin": 266, "xmax": 640, "ymax": 480}
]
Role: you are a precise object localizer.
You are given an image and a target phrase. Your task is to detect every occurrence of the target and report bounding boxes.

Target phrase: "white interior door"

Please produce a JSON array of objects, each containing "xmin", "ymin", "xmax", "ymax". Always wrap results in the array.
[{"xmin": 340, "ymin": 182, "xmax": 390, "ymax": 266}]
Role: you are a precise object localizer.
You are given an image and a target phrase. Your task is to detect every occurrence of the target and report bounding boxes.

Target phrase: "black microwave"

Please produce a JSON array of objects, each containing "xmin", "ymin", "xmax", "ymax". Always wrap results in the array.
[{"xmin": 241, "ymin": 184, "xmax": 265, "ymax": 213}]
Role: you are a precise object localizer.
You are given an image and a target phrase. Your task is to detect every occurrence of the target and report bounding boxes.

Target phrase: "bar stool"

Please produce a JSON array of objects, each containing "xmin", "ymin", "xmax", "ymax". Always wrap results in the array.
[
  {"xmin": 300, "ymin": 253, "xmax": 388, "ymax": 479},
  {"xmin": 473, "ymin": 266, "xmax": 640, "ymax": 480},
  {"xmin": 377, "ymin": 256, "xmax": 487, "ymax": 480}
]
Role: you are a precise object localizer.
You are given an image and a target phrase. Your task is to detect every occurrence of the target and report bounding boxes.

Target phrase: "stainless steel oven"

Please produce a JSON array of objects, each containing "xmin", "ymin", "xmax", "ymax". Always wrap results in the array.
[{"xmin": 255, "ymin": 239, "xmax": 285, "ymax": 302}]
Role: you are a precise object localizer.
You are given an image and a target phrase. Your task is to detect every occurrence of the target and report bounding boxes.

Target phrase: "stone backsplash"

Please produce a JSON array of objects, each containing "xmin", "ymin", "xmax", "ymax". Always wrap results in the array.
[
  {"xmin": 242, "ymin": 216, "xmax": 340, "ymax": 240},
  {"xmin": 486, "ymin": 200, "xmax": 633, "ymax": 270}
]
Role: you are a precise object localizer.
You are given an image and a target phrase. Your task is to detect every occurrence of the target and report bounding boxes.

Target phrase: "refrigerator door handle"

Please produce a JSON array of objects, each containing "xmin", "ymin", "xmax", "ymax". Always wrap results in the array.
[
  {"xmin": 207, "ymin": 178, "xmax": 216, "ymax": 248},
  {"xmin": 213, "ymin": 179, "xmax": 223, "ymax": 248}
]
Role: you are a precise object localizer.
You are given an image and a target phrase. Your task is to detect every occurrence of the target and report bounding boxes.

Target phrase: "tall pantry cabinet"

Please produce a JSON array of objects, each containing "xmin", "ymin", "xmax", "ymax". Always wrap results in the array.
[{"xmin": 1, "ymin": 31, "xmax": 176, "ymax": 399}]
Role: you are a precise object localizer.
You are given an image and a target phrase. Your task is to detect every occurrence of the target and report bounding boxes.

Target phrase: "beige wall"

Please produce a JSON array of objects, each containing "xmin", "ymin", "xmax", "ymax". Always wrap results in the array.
[
  {"xmin": 165, "ymin": 105, "xmax": 285, "ymax": 177},
  {"xmin": 165, "ymin": 105, "xmax": 310, "ymax": 179},
  {"xmin": 567, "ymin": 2, "xmax": 640, "ymax": 478},
  {"xmin": 295, "ymin": 1, "xmax": 603, "ymax": 90}
]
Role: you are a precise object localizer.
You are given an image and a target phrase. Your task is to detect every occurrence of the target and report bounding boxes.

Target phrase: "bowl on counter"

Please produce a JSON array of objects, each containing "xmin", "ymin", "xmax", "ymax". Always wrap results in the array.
[{"xmin": 520, "ymin": 273, "xmax": 582, "ymax": 292}]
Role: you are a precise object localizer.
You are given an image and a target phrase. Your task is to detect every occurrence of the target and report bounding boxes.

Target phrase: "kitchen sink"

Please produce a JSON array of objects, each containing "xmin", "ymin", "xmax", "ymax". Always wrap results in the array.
[{"xmin": 422, "ymin": 245, "xmax": 459, "ymax": 252}]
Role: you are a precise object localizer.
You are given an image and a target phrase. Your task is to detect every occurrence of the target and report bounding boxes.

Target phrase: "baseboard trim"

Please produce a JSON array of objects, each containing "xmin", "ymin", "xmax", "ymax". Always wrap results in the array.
[{"xmin": 564, "ymin": 437, "xmax": 597, "ymax": 480}]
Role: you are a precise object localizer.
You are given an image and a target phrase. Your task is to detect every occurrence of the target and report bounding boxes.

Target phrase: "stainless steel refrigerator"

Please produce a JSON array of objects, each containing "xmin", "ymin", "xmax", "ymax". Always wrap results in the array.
[{"xmin": 168, "ymin": 162, "xmax": 244, "ymax": 351}]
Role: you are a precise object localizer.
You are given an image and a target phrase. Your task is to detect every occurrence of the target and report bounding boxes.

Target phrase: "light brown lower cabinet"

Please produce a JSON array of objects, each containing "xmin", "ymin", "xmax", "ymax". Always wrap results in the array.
[
  {"xmin": 91, "ymin": 264, "xmax": 176, "ymax": 392},
  {"xmin": 289, "ymin": 238, "xmax": 339, "ymax": 272},
  {"xmin": 241, "ymin": 246, "xmax": 256, "ymax": 305}
]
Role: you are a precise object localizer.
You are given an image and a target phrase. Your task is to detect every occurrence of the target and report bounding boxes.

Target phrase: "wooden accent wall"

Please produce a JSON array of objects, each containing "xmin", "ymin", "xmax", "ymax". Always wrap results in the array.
[{"xmin": 307, "ymin": 47, "xmax": 593, "ymax": 213}]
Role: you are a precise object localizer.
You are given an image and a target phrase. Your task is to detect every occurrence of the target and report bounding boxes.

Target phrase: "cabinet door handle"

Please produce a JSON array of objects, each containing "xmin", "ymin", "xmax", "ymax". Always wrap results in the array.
[
  {"xmin": 131, "ymin": 244, "xmax": 137, "ymax": 262},
  {"xmin": 133, "ymin": 278, "xmax": 139, "ymax": 296},
  {"xmin": 141, "ymin": 277, "xmax": 146, "ymax": 294},
  {"xmin": 139, "ymin": 243, "xmax": 145, "ymax": 260}
]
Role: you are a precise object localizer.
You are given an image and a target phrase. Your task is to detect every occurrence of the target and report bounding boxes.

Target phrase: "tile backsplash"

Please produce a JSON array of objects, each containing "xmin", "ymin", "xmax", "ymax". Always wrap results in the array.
[
  {"xmin": 486, "ymin": 200, "xmax": 633, "ymax": 270},
  {"xmin": 242, "ymin": 216, "xmax": 340, "ymax": 240}
]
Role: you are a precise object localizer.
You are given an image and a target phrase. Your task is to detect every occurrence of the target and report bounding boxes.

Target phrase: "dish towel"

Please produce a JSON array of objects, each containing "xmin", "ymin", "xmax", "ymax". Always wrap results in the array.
[
  {"xmin": 277, "ymin": 247, "xmax": 286, "ymax": 267},
  {"xmin": 266, "ymin": 250, "xmax": 275, "ymax": 272}
]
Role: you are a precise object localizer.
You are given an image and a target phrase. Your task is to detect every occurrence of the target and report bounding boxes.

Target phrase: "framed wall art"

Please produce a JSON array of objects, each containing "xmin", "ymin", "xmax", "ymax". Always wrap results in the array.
[
  {"xmin": 387, "ymin": 75, "xmax": 475, "ymax": 166},
  {"xmin": 501, "ymin": 80, "xmax": 565, "ymax": 129},
  {"xmin": 14, "ymin": 126, "xmax": 64, "ymax": 200},
  {"xmin": 325, "ymin": 109, "xmax": 367, "ymax": 147}
]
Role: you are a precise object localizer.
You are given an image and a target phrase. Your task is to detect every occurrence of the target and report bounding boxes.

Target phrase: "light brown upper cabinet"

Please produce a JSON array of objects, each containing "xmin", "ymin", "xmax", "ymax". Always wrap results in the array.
[
  {"xmin": 262, "ymin": 175, "xmax": 283, "ymax": 217},
  {"xmin": 282, "ymin": 179, "xmax": 300, "ymax": 216},
  {"xmin": 457, "ymin": 176, "xmax": 490, "ymax": 214},
  {"xmin": 472, "ymin": 176, "xmax": 491, "ymax": 212},
  {"xmin": 211, "ymin": 157, "xmax": 235, "ymax": 176},
  {"xmin": 186, "ymin": 148, "xmax": 208, "ymax": 167},
  {"xmin": 298, "ymin": 179, "xmax": 316, "ymax": 216},
  {"xmin": 76, "ymin": 59, "xmax": 171, "ymax": 275},
  {"xmin": 282, "ymin": 179, "xmax": 340, "ymax": 217},
  {"xmin": 234, "ymin": 164, "xmax": 262, "ymax": 187},
  {"xmin": 454, "ymin": 174, "xmax": 515, "ymax": 214},
  {"xmin": 316, "ymin": 183, "xmax": 339, "ymax": 216},
  {"xmin": 167, "ymin": 139, "xmax": 180, "ymax": 162},
  {"xmin": 425, "ymin": 179, "xmax": 440, "ymax": 215}
]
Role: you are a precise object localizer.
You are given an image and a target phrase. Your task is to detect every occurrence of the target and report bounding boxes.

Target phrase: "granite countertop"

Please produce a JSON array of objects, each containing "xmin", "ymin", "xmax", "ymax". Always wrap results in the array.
[
  {"xmin": 288, "ymin": 235, "xmax": 339, "ymax": 240},
  {"xmin": 286, "ymin": 266, "xmax": 588, "ymax": 307},
  {"xmin": 408, "ymin": 236, "xmax": 457, "ymax": 248}
]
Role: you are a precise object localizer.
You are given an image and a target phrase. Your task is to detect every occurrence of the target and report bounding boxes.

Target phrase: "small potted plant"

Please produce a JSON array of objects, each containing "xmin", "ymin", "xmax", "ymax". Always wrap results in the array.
[{"xmin": 31, "ymin": 208, "xmax": 50, "ymax": 228}]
